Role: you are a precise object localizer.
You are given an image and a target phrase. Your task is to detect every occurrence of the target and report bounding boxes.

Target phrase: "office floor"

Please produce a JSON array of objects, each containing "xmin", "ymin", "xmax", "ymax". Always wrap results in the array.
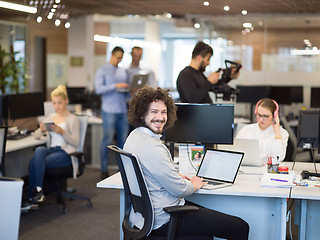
[{"xmin": 19, "ymin": 168, "xmax": 120, "ymax": 240}]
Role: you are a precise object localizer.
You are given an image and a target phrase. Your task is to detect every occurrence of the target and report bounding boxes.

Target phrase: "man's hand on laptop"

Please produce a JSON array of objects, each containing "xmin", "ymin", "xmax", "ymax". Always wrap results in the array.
[
  {"xmin": 190, "ymin": 176, "xmax": 207, "ymax": 191},
  {"xmin": 179, "ymin": 174, "xmax": 191, "ymax": 181},
  {"xmin": 115, "ymin": 82, "xmax": 129, "ymax": 89}
]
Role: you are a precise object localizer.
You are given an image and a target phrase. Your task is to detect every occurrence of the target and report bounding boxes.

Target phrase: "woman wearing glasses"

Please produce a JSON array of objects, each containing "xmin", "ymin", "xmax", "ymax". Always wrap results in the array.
[{"xmin": 236, "ymin": 98, "xmax": 289, "ymax": 163}]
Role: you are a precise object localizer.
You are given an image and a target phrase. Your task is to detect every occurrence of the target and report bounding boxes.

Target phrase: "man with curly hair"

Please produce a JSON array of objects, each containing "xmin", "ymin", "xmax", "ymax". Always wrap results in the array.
[{"xmin": 124, "ymin": 86, "xmax": 249, "ymax": 239}]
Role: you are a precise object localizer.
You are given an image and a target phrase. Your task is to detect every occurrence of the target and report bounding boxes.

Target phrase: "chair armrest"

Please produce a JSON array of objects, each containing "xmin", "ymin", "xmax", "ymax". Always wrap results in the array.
[
  {"xmin": 69, "ymin": 151, "xmax": 85, "ymax": 157},
  {"xmin": 163, "ymin": 205, "xmax": 199, "ymax": 216},
  {"xmin": 164, "ymin": 205, "xmax": 199, "ymax": 240}
]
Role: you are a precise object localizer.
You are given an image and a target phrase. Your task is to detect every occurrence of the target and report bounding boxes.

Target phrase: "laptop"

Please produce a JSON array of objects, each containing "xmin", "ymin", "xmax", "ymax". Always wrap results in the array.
[
  {"xmin": 196, "ymin": 149, "xmax": 244, "ymax": 190},
  {"xmin": 218, "ymin": 138, "xmax": 263, "ymax": 167},
  {"xmin": 117, "ymin": 74, "xmax": 149, "ymax": 92}
]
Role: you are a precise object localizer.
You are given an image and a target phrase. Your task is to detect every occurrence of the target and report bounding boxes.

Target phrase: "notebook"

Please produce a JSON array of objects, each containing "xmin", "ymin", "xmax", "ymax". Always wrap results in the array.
[
  {"xmin": 196, "ymin": 149, "xmax": 244, "ymax": 190},
  {"xmin": 218, "ymin": 138, "xmax": 263, "ymax": 167},
  {"xmin": 117, "ymin": 74, "xmax": 149, "ymax": 92}
]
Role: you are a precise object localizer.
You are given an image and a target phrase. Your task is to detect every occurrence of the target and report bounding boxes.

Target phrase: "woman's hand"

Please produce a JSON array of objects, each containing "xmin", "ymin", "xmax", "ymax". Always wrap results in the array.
[
  {"xmin": 39, "ymin": 122, "xmax": 47, "ymax": 132},
  {"xmin": 50, "ymin": 124, "xmax": 65, "ymax": 135},
  {"xmin": 272, "ymin": 114, "xmax": 281, "ymax": 138}
]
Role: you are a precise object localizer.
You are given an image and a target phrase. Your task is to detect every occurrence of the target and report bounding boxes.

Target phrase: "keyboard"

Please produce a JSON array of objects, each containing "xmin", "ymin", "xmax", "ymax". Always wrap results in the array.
[{"xmin": 7, "ymin": 133, "xmax": 29, "ymax": 140}]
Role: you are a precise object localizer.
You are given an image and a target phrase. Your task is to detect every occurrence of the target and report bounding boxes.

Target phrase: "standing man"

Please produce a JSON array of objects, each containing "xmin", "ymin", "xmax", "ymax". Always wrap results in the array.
[
  {"xmin": 124, "ymin": 86, "xmax": 249, "ymax": 239},
  {"xmin": 176, "ymin": 41, "xmax": 220, "ymax": 103},
  {"xmin": 95, "ymin": 46, "xmax": 130, "ymax": 179},
  {"xmin": 127, "ymin": 46, "xmax": 157, "ymax": 88}
]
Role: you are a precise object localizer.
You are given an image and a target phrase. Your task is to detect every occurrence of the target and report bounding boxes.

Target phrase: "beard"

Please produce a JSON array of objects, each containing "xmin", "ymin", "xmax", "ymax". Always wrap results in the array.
[
  {"xmin": 199, "ymin": 61, "xmax": 207, "ymax": 72},
  {"xmin": 143, "ymin": 119, "xmax": 166, "ymax": 134}
]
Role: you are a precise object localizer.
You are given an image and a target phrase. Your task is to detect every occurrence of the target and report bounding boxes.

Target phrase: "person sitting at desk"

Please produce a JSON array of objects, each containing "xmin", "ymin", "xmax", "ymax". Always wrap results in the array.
[
  {"xmin": 124, "ymin": 86, "xmax": 249, "ymax": 239},
  {"xmin": 236, "ymin": 98, "xmax": 289, "ymax": 163},
  {"xmin": 28, "ymin": 85, "xmax": 80, "ymax": 203}
]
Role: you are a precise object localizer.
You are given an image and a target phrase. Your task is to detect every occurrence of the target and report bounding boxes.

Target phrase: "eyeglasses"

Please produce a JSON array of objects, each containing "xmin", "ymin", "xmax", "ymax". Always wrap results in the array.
[{"xmin": 256, "ymin": 113, "xmax": 271, "ymax": 120}]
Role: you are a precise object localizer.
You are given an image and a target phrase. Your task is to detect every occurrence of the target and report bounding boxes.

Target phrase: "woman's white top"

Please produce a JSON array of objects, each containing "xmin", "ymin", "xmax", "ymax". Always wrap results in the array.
[
  {"xmin": 50, "ymin": 122, "xmax": 66, "ymax": 147},
  {"xmin": 236, "ymin": 123, "xmax": 289, "ymax": 162}
]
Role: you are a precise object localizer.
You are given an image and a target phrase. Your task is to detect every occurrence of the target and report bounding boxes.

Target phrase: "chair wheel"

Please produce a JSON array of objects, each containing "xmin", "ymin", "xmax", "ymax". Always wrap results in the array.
[{"xmin": 87, "ymin": 201, "xmax": 92, "ymax": 208}]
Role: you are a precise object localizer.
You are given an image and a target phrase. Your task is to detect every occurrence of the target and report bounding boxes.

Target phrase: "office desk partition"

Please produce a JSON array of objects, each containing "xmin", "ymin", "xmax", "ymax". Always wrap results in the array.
[
  {"xmin": 4, "ymin": 135, "xmax": 47, "ymax": 178},
  {"xmin": 97, "ymin": 167, "xmax": 290, "ymax": 240},
  {"xmin": 289, "ymin": 162, "xmax": 320, "ymax": 240}
]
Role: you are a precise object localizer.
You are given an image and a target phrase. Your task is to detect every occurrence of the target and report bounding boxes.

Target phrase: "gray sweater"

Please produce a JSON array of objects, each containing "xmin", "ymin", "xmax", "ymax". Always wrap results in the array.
[{"xmin": 124, "ymin": 127, "xmax": 194, "ymax": 230}]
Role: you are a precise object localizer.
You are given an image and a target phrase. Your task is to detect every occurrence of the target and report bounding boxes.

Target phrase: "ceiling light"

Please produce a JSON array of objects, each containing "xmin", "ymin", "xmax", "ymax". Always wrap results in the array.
[
  {"xmin": 290, "ymin": 49, "xmax": 320, "ymax": 55},
  {"xmin": 0, "ymin": 0, "xmax": 37, "ymax": 13},
  {"xmin": 258, "ymin": 21, "xmax": 263, "ymax": 26},
  {"xmin": 203, "ymin": 1, "xmax": 209, "ymax": 6},
  {"xmin": 65, "ymin": 22, "xmax": 70, "ymax": 29},
  {"xmin": 55, "ymin": 19, "xmax": 61, "ymax": 26},
  {"xmin": 51, "ymin": 8, "xmax": 56, "ymax": 12},
  {"xmin": 194, "ymin": 23, "xmax": 201, "ymax": 29},
  {"xmin": 47, "ymin": 13, "xmax": 53, "ymax": 19},
  {"xmin": 55, "ymin": 0, "xmax": 60, "ymax": 3},
  {"xmin": 166, "ymin": 13, "xmax": 172, "ymax": 19},
  {"xmin": 53, "ymin": 4, "xmax": 57, "ymax": 8},
  {"xmin": 224, "ymin": 6, "xmax": 230, "ymax": 11},
  {"xmin": 243, "ymin": 22, "xmax": 252, "ymax": 28},
  {"xmin": 36, "ymin": 16, "xmax": 42, "ymax": 23},
  {"xmin": 242, "ymin": 10, "xmax": 247, "ymax": 15}
]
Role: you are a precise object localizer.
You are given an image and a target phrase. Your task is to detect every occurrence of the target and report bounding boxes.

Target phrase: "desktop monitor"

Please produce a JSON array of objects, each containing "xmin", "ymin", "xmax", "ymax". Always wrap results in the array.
[
  {"xmin": 297, "ymin": 110, "xmax": 319, "ymax": 149},
  {"xmin": 236, "ymin": 86, "xmax": 269, "ymax": 103},
  {"xmin": 291, "ymin": 86, "xmax": 303, "ymax": 103},
  {"xmin": 311, "ymin": 87, "xmax": 320, "ymax": 108},
  {"xmin": 164, "ymin": 103, "xmax": 234, "ymax": 145},
  {"xmin": 66, "ymin": 87, "xmax": 87, "ymax": 105},
  {"xmin": 5, "ymin": 92, "xmax": 44, "ymax": 119},
  {"xmin": 268, "ymin": 86, "xmax": 292, "ymax": 105}
]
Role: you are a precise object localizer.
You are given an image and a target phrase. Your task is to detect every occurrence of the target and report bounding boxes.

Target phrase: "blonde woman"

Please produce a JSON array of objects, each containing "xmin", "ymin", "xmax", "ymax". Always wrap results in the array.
[{"xmin": 28, "ymin": 85, "xmax": 80, "ymax": 203}]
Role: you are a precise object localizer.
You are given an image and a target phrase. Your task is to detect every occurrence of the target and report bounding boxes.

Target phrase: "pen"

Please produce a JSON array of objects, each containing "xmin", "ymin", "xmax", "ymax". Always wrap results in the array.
[{"xmin": 270, "ymin": 178, "xmax": 288, "ymax": 182}]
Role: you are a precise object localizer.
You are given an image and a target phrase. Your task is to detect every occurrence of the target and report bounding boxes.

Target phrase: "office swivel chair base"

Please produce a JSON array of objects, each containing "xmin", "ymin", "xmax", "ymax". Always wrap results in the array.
[{"xmin": 45, "ymin": 166, "xmax": 92, "ymax": 214}]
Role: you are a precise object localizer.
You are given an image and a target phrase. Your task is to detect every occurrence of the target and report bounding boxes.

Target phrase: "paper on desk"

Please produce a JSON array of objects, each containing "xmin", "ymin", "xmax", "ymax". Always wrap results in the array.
[{"xmin": 260, "ymin": 173, "xmax": 294, "ymax": 188}]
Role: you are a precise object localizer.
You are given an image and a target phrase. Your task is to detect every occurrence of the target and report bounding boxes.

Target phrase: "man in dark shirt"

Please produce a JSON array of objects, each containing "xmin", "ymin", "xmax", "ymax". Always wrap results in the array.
[{"xmin": 177, "ymin": 41, "xmax": 220, "ymax": 103}]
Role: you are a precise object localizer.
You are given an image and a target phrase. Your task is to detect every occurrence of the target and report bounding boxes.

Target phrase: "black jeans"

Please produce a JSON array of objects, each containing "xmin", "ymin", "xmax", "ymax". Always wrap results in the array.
[{"xmin": 151, "ymin": 201, "xmax": 249, "ymax": 240}]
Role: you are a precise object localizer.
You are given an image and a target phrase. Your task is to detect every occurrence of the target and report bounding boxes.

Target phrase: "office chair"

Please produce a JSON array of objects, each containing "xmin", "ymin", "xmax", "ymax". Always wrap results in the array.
[
  {"xmin": 44, "ymin": 115, "xmax": 92, "ymax": 213},
  {"xmin": 107, "ymin": 145, "xmax": 211, "ymax": 240},
  {"xmin": 0, "ymin": 127, "xmax": 8, "ymax": 176},
  {"xmin": 280, "ymin": 116, "xmax": 297, "ymax": 162}
]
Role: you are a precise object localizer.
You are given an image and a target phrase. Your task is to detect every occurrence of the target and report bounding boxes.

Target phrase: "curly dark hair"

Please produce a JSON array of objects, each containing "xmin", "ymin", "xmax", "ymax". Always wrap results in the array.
[{"xmin": 128, "ymin": 86, "xmax": 177, "ymax": 130}]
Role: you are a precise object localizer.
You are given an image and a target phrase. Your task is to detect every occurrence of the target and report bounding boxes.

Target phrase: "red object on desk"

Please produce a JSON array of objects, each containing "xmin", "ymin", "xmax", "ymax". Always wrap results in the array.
[{"xmin": 278, "ymin": 166, "xmax": 289, "ymax": 174}]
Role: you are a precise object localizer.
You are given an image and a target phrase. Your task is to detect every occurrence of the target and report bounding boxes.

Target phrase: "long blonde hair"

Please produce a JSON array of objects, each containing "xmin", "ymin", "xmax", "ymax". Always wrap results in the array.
[{"xmin": 51, "ymin": 85, "xmax": 68, "ymax": 100}]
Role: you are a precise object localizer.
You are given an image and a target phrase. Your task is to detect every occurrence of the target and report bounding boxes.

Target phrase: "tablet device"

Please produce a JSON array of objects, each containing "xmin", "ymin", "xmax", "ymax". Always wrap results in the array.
[{"xmin": 43, "ymin": 122, "xmax": 55, "ymax": 131}]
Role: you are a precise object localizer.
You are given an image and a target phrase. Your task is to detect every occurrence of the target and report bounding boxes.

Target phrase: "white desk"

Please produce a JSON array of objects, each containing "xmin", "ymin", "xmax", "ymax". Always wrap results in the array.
[
  {"xmin": 4, "ymin": 135, "xmax": 47, "ymax": 177},
  {"xmin": 289, "ymin": 162, "xmax": 320, "ymax": 240},
  {"xmin": 97, "ymin": 167, "xmax": 290, "ymax": 240}
]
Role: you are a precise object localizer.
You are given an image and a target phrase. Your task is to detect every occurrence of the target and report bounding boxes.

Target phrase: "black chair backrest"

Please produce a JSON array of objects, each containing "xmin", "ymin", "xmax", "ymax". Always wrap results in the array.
[
  {"xmin": 0, "ymin": 126, "xmax": 8, "ymax": 176},
  {"xmin": 107, "ymin": 145, "xmax": 154, "ymax": 239}
]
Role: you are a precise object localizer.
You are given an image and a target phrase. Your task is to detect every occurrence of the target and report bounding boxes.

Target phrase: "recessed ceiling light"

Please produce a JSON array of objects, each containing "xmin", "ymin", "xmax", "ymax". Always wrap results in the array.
[
  {"xmin": 55, "ymin": 19, "xmax": 61, "ymax": 26},
  {"xmin": 242, "ymin": 10, "xmax": 247, "ymax": 15},
  {"xmin": 65, "ymin": 22, "xmax": 71, "ymax": 29},
  {"xmin": 203, "ymin": 1, "xmax": 209, "ymax": 6},
  {"xmin": 224, "ymin": 6, "xmax": 230, "ymax": 11},
  {"xmin": 166, "ymin": 13, "xmax": 172, "ymax": 18},
  {"xmin": 194, "ymin": 23, "xmax": 201, "ymax": 29},
  {"xmin": 36, "ymin": 16, "xmax": 42, "ymax": 23},
  {"xmin": 243, "ymin": 22, "xmax": 252, "ymax": 28}
]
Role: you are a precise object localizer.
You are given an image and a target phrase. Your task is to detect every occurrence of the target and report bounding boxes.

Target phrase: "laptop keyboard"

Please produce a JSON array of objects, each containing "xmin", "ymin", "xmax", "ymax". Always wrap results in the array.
[{"xmin": 207, "ymin": 181, "xmax": 223, "ymax": 185}]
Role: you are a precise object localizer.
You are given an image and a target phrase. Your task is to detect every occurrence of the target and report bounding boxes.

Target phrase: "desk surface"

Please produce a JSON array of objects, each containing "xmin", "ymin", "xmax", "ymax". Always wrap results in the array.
[
  {"xmin": 97, "ymin": 166, "xmax": 291, "ymax": 199},
  {"xmin": 6, "ymin": 135, "xmax": 47, "ymax": 153}
]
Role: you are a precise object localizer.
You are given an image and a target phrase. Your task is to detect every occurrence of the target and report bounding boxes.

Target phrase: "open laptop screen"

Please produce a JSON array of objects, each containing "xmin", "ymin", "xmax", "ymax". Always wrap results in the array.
[{"xmin": 197, "ymin": 149, "xmax": 244, "ymax": 183}]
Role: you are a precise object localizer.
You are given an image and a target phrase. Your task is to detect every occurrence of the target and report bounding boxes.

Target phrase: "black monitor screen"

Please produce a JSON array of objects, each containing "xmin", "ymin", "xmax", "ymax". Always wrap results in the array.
[
  {"xmin": 66, "ymin": 87, "xmax": 86, "ymax": 104},
  {"xmin": 268, "ymin": 86, "xmax": 292, "ymax": 105},
  {"xmin": 311, "ymin": 88, "xmax": 320, "ymax": 108},
  {"xmin": 291, "ymin": 86, "xmax": 303, "ymax": 103},
  {"xmin": 297, "ymin": 110, "xmax": 319, "ymax": 148},
  {"xmin": 236, "ymin": 86, "xmax": 269, "ymax": 103},
  {"xmin": 164, "ymin": 103, "xmax": 234, "ymax": 144},
  {"xmin": 6, "ymin": 92, "xmax": 44, "ymax": 119}
]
